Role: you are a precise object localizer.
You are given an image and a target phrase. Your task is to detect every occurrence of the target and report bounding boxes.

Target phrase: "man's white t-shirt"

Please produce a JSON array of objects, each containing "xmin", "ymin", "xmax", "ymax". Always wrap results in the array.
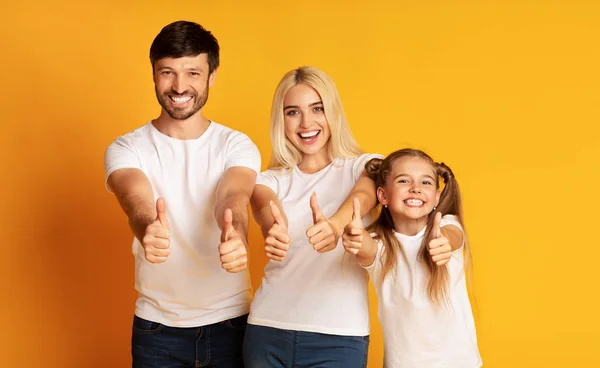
[
  {"xmin": 104, "ymin": 121, "xmax": 261, "ymax": 328},
  {"xmin": 365, "ymin": 215, "xmax": 482, "ymax": 368},
  {"xmin": 248, "ymin": 153, "xmax": 382, "ymax": 336}
]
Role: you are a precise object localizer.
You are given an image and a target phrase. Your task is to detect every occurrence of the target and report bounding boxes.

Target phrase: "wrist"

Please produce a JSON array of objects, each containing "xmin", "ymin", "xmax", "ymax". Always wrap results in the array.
[{"xmin": 328, "ymin": 216, "xmax": 344, "ymax": 238}]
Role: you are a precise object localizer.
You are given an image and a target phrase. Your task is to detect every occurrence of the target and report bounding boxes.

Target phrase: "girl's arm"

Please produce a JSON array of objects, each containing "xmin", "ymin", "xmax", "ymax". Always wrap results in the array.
[{"xmin": 428, "ymin": 213, "xmax": 464, "ymax": 266}]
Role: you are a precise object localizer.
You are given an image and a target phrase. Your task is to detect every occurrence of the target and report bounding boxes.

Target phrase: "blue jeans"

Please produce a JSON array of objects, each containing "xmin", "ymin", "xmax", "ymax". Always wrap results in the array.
[
  {"xmin": 132, "ymin": 314, "xmax": 247, "ymax": 368},
  {"xmin": 243, "ymin": 324, "xmax": 369, "ymax": 368}
]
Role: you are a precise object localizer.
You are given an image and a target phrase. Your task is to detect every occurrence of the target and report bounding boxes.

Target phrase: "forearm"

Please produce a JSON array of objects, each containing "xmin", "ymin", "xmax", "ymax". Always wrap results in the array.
[
  {"xmin": 253, "ymin": 203, "xmax": 288, "ymax": 238},
  {"xmin": 330, "ymin": 187, "xmax": 377, "ymax": 236},
  {"xmin": 216, "ymin": 193, "xmax": 250, "ymax": 239},
  {"xmin": 122, "ymin": 194, "xmax": 155, "ymax": 242}
]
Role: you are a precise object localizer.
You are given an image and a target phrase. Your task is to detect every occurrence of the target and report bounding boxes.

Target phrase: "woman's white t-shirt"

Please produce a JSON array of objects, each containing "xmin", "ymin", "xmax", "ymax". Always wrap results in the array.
[
  {"xmin": 365, "ymin": 215, "xmax": 482, "ymax": 368},
  {"xmin": 248, "ymin": 153, "xmax": 382, "ymax": 336}
]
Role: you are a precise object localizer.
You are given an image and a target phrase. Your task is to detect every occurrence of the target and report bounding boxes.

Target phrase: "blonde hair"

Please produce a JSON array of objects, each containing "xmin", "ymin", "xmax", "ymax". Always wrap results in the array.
[{"xmin": 268, "ymin": 66, "xmax": 363, "ymax": 170}]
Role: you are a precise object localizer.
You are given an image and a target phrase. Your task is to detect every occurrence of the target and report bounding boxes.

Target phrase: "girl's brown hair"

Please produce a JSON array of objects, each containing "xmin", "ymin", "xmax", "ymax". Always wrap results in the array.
[{"xmin": 365, "ymin": 148, "xmax": 469, "ymax": 306}]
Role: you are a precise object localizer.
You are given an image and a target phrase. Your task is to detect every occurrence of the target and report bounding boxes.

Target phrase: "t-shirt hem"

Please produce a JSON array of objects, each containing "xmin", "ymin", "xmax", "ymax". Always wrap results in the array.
[
  {"xmin": 247, "ymin": 316, "xmax": 369, "ymax": 337},
  {"xmin": 135, "ymin": 306, "xmax": 250, "ymax": 328}
]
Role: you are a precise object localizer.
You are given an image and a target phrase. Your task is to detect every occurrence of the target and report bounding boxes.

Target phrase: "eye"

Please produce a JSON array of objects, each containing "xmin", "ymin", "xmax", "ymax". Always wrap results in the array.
[
  {"xmin": 189, "ymin": 72, "xmax": 200, "ymax": 76},
  {"xmin": 313, "ymin": 106, "xmax": 324, "ymax": 113},
  {"xmin": 423, "ymin": 180, "xmax": 433, "ymax": 185},
  {"xmin": 285, "ymin": 110, "xmax": 299, "ymax": 116},
  {"xmin": 398, "ymin": 179, "xmax": 409, "ymax": 184},
  {"xmin": 161, "ymin": 71, "xmax": 172, "ymax": 75}
]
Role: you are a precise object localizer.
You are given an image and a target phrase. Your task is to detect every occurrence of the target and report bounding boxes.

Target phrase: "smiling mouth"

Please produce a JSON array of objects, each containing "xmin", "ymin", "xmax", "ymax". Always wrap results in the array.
[
  {"xmin": 298, "ymin": 130, "xmax": 320, "ymax": 141},
  {"xmin": 169, "ymin": 95, "xmax": 193, "ymax": 104},
  {"xmin": 404, "ymin": 199, "xmax": 424, "ymax": 207}
]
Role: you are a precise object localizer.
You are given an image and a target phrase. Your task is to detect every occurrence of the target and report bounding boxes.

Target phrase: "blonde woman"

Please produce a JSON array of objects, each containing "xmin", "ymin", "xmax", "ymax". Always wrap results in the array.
[{"xmin": 243, "ymin": 66, "xmax": 382, "ymax": 367}]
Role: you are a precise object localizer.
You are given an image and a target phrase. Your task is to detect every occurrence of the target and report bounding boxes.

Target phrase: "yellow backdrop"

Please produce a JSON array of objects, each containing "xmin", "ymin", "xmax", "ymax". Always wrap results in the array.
[{"xmin": 2, "ymin": 0, "xmax": 599, "ymax": 367}]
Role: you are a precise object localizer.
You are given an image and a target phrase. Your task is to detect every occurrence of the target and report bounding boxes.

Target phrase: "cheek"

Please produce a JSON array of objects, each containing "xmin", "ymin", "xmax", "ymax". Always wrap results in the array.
[
  {"xmin": 155, "ymin": 77, "xmax": 171, "ymax": 90},
  {"xmin": 318, "ymin": 117, "xmax": 330, "ymax": 132},
  {"xmin": 284, "ymin": 118, "xmax": 297, "ymax": 139}
]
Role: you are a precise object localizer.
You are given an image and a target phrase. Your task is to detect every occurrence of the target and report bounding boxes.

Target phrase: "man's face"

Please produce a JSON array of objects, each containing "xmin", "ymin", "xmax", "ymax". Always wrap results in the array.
[{"xmin": 153, "ymin": 54, "xmax": 216, "ymax": 120}]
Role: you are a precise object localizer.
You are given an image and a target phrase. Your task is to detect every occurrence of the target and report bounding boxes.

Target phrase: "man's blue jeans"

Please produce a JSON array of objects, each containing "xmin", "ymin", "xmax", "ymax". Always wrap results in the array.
[{"xmin": 132, "ymin": 314, "xmax": 247, "ymax": 368}]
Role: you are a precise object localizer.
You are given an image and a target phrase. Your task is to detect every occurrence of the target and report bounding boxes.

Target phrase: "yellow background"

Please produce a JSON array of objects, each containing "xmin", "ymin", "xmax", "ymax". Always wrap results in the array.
[{"xmin": 1, "ymin": 0, "xmax": 599, "ymax": 367}]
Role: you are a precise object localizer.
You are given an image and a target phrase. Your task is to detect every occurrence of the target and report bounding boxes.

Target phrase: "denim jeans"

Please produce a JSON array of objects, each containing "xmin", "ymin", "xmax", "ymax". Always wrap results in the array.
[
  {"xmin": 243, "ymin": 324, "xmax": 369, "ymax": 368},
  {"xmin": 132, "ymin": 314, "xmax": 247, "ymax": 368}
]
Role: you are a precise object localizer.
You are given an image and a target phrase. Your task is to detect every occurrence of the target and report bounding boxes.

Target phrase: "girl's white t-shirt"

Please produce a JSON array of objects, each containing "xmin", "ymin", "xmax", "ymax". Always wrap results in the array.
[
  {"xmin": 365, "ymin": 215, "xmax": 482, "ymax": 368},
  {"xmin": 248, "ymin": 153, "xmax": 382, "ymax": 336}
]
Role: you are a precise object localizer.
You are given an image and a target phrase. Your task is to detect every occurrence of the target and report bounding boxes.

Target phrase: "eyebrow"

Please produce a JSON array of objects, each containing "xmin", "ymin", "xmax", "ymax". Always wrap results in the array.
[
  {"xmin": 283, "ymin": 101, "xmax": 323, "ymax": 110},
  {"xmin": 157, "ymin": 66, "xmax": 203, "ymax": 71},
  {"xmin": 393, "ymin": 173, "xmax": 436, "ymax": 181}
]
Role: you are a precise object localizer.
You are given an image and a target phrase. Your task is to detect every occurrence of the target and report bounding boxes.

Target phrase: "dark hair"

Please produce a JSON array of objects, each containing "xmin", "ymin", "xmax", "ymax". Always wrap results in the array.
[
  {"xmin": 365, "ymin": 148, "xmax": 468, "ymax": 306},
  {"xmin": 149, "ymin": 21, "xmax": 220, "ymax": 73}
]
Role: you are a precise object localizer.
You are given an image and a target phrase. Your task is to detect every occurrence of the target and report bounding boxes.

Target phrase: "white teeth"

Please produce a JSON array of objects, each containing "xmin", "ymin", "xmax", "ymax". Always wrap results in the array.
[
  {"xmin": 404, "ymin": 199, "xmax": 423, "ymax": 206},
  {"xmin": 300, "ymin": 131, "xmax": 319, "ymax": 138},
  {"xmin": 172, "ymin": 96, "xmax": 192, "ymax": 103}
]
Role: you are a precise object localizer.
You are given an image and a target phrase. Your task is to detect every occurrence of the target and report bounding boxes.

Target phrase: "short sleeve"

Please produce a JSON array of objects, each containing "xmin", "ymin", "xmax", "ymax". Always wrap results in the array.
[
  {"xmin": 440, "ymin": 214, "xmax": 465, "ymax": 250},
  {"xmin": 256, "ymin": 171, "xmax": 279, "ymax": 196},
  {"xmin": 352, "ymin": 153, "xmax": 384, "ymax": 182},
  {"xmin": 224, "ymin": 132, "xmax": 261, "ymax": 174},
  {"xmin": 104, "ymin": 136, "xmax": 141, "ymax": 193}
]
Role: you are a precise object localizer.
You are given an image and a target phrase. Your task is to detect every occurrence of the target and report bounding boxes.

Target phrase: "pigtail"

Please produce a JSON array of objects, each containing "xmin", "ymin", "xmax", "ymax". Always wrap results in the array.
[
  {"xmin": 365, "ymin": 156, "xmax": 410, "ymax": 286},
  {"xmin": 365, "ymin": 157, "xmax": 384, "ymax": 184}
]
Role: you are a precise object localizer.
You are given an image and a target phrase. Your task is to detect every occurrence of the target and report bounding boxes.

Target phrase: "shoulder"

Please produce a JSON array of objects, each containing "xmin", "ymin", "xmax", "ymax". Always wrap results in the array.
[{"xmin": 210, "ymin": 121, "xmax": 254, "ymax": 143}]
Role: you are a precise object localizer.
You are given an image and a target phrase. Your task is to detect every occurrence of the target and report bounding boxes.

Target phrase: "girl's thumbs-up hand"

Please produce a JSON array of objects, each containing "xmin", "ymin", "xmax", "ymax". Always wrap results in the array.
[{"xmin": 428, "ymin": 212, "xmax": 452, "ymax": 266}]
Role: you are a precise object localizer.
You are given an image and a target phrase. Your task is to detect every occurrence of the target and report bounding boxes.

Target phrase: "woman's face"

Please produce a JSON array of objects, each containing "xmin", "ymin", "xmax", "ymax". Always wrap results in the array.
[{"xmin": 283, "ymin": 83, "xmax": 331, "ymax": 159}]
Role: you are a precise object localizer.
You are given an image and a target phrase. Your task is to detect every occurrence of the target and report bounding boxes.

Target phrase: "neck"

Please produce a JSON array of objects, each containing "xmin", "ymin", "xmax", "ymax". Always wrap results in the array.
[
  {"xmin": 152, "ymin": 110, "xmax": 210, "ymax": 140},
  {"xmin": 297, "ymin": 150, "xmax": 332, "ymax": 174},
  {"xmin": 392, "ymin": 215, "xmax": 428, "ymax": 236}
]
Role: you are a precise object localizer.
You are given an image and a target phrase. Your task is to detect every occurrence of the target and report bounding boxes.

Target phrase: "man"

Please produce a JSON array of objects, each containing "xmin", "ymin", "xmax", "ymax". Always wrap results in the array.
[{"xmin": 104, "ymin": 21, "xmax": 260, "ymax": 367}]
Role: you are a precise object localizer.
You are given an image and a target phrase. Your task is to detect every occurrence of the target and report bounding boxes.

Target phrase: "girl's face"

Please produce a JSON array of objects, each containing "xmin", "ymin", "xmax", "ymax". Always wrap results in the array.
[
  {"xmin": 283, "ymin": 83, "xmax": 331, "ymax": 160},
  {"xmin": 377, "ymin": 156, "xmax": 441, "ymax": 226}
]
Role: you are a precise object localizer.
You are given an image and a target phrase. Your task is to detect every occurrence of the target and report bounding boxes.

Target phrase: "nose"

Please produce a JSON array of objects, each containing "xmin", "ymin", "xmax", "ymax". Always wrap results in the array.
[
  {"xmin": 172, "ymin": 74, "xmax": 186, "ymax": 94},
  {"xmin": 299, "ymin": 112, "xmax": 312, "ymax": 128},
  {"xmin": 409, "ymin": 185, "xmax": 422, "ymax": 194}
]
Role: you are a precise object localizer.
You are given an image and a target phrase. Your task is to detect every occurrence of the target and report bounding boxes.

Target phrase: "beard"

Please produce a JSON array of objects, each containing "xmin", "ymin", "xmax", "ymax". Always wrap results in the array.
[{"xmin": 155, "ymin": 80, "xmax": 210, "ymax": 120}]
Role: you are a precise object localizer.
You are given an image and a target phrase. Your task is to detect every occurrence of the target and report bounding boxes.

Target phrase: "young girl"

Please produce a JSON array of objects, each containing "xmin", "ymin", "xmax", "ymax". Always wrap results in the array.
[
  {"xmin": 243, "ymin": 66, "xmax": 382, "ymax": 367},
  {"xmin": 342, "ymin": 148, "xmax": 482, "ymax": 368}
]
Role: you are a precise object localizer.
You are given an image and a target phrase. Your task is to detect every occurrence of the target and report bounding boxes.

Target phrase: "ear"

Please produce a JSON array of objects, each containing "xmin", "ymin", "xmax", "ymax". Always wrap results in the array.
[
  {"xmin": 376, "ymin": 187, "xmax": 388, "ymax": 206},
  {"xmin": 208, "ymin": 69, "xmax": 217, "ymax": 88}
]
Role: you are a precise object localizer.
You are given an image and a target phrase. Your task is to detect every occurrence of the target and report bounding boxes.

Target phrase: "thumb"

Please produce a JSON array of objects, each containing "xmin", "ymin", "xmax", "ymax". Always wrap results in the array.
[
  {"xmin": 432, "ymin": 211, "xmax": 442, "ymax": 238},
  {"xmin": 352, "ymin": 197, "xmax": 361, "ymax": 222},
  {"xmin": 310, "ymin": 192, "xmax": 324, "ymax": 224},
  {"xmin": 222, "ymin": 208, "xmax": 233, "ymax": 242},
  {"xmin": 156, "ymin": 197, "xmax": 169, "ymax": 229},
  {"xmin": 270, "ymin": 200, "xmax": 285, "ymax": 227}
]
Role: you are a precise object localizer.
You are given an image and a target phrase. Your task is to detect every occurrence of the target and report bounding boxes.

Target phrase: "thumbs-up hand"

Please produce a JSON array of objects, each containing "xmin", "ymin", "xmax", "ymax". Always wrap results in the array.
[
  {"xmin": 428, "ymin": 212, "xmax": 452, "ymax": 266},
  {"xmin": 142, "ymin": 197, "xmax": 171, "ymax": 264},
  {"xmin": 219, "ymin": 209, "xmax": 248, "ymax": 273},
  {"xmin": 342, "ymin": 198, "xmax": 364, "ymax": 255},
  {"xmin": 265, "ymin": 201, "xmax": 290, "ymax": 262},
  {"xmin": 306, "ymin": 192, "xmax": 340, "ymax": 253}
]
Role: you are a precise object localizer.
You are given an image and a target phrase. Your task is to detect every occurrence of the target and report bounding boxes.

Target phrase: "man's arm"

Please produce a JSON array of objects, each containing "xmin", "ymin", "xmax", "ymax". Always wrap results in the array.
[
  {"xmin": 108, "ymin": 168, "xmax": 156, "ymax": 242},
  {"xmin": 107, "ymin": 168, "xmax": 170, "ymax": 263},
  {"xmin": 214, "ymin": 166, "xmax": 257, "ymax": 273},
  {"xmin": 214, "ymin": 166, "xmax": 257, "ymax": 240}
]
